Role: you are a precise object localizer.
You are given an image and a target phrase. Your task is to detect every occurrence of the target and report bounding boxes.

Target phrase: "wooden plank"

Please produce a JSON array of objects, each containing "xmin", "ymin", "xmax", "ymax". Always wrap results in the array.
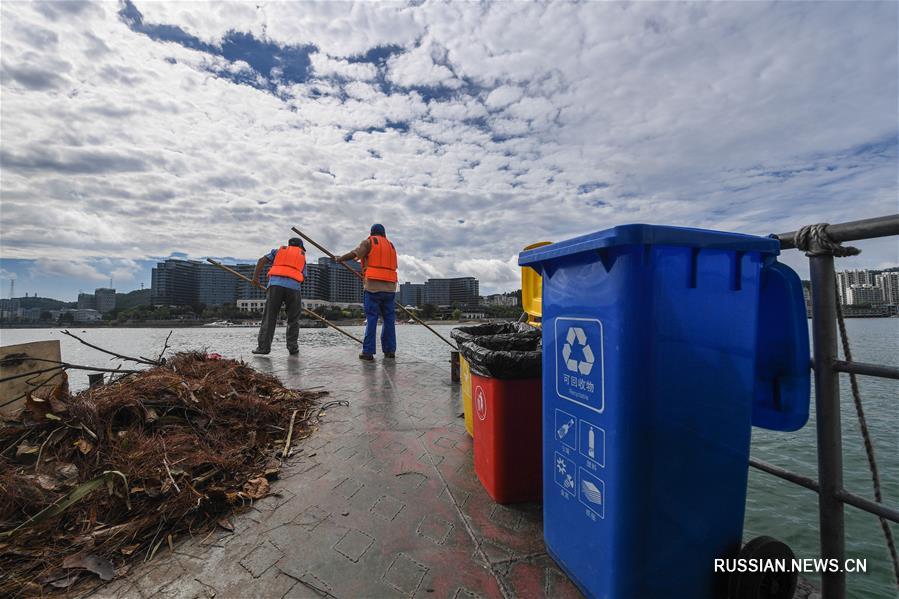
[{"xmin": 0, "ymin": 340, "xmax": 62, "ymax": 417}]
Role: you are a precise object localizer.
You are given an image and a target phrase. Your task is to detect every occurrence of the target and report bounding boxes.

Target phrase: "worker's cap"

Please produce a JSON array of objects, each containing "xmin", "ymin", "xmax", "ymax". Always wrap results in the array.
[
  {"xmin": 288, "ymin": 237, "xmax": 304, "ymax": 248},
  {"xmin": 370, "ymin": 223, "xmax": 386, "ymax": 236}
]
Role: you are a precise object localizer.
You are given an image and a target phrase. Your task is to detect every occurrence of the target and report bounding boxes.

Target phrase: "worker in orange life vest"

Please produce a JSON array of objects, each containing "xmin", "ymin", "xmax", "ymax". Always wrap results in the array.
[
  {"xmin": 336, "ymin": 224, "xmax": 397, "ymax": 361},
  {"xmin": 251, "ymin": 238, "xmax": 307, "ymax": 356}
]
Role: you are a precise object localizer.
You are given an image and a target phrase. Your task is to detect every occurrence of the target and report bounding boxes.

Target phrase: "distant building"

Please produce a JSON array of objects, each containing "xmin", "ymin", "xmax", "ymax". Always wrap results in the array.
[
  {"xmin": 460, "ymin": 311, "xmax": 487, "ymax": 320},
  {"xmin": 425, "ymin": 277, "xmax": 480, "ymax": 308},
  {"xmin": 836, "ymin": 269, "xmax": 876, "ymax": 304},
  {"xmin": 299, "ymin": 261, "xmax": 326, "ymax": 303},
  {"xmin": 399, "ymin": 282, "xmax": 426, "ymax": 307},
  {"xmin": 23, "ymin": 307, "xmax": 43, "ymax": 321},
  {"xmin": 322, "ymin": 258, "xmax": 363, "ymax": 305},
  {"xmin": 197, "ymin": 265, "xmax": 236, "ymax": 307},
  {"xmin": 53, "ymin": 308, "xmax": 102, "ymax": 322},
  {"xmin": 877, "ymin": 272, "xmax": 899, "ymax": 305},
  {"xmin": 234, "ymin": 263, "xmax": 270, "ymax": 301},
  {"xmin": 94, "ymin": 288, "xmax": 116, "ymax": 313},
  {"xmin": 236, "ymin": 299, "xmax": 267, "ymax": 313},
  {"xmin": 77, "ymin": 293, "xmax": 96, "ymax": 310},
  {"xmin": 0, "ymin": 298, "xmax": 22, "ymax": 320},
  {"xmin": 846, "ymin": 284, "xmax": 883, "ymax": 306},
  {"xmin": 151, "ymin": 256, "xmax": 363, "ymax": 309},
  {"xmin": 151, "ymin": 259, "xmax": 201, "ymax": 306},
  {"xmin": 483, "ymin": 293, "xmax": 518, "ymax": 307},
  {"xmin": 150, "ymin": 256, "xmax": 482, "ymax": 311},
  {"xmin": 802, "ymin": 284, "xmax": 812, "ymax": 317}
]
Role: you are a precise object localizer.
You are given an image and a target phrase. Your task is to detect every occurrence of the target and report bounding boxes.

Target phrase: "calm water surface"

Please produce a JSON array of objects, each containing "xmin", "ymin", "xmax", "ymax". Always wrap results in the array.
[{"xmin": 1, "ymin": 320, "xmax": 896, "ymax": 598}]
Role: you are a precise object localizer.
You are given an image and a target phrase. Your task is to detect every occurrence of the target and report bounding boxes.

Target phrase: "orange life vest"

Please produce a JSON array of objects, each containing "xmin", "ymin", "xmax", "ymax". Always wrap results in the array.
[
  {"xmin": 362, "ymin": 235, "xmax": 397, "ymax": 283},
  {"xmin": 268, "ymin": 246, "xmax": 306, "ymax": 282}
]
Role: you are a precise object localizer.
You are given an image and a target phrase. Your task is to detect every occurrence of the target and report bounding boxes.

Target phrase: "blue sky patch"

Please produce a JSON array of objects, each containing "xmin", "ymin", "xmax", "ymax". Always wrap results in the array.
[{"xmin": 119, "ymin": 0, "xmax": 315, "ymax": 92}]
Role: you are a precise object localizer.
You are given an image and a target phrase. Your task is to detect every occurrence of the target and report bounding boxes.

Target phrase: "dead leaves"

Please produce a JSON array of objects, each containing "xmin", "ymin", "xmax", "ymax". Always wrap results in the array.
[
  {"xmin": 26, "ymin": 373, "xmax": 70, "ymax": 420},
  {"xmin": 1, "ymin": 351, "xmax": 328, "ymax": 597},
  {"xmin": 216, "ymin": 518, "xmax": 234, "ymax": 532},
  {"xmin": 242, "ymin": 477, "xmax": 270, "ymax": 500}
]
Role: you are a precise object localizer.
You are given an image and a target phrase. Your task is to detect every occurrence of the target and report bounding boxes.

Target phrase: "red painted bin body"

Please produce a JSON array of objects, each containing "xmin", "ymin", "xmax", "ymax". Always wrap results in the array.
[{"xmin": 471, "ymin": 372, "xmax": 543, "ymax": 503}]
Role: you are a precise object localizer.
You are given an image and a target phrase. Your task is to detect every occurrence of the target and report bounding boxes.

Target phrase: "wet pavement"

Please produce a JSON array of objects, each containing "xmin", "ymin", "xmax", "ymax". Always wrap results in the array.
[{"xmin": 89, "ymin": 346, "xmax": 583, "ymax": 599}]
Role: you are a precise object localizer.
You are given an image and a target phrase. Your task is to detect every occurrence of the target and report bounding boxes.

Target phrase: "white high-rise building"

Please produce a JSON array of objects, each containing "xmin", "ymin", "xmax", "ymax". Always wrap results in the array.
[
  {"xmin": 836, "ymin": 269, "xmax": 874, "ymax": 304},
  {"xmin": 879, "ymin": 272, "xmax": 899, "ymax": 305},
  {"xmin": 846, "ymin": 284, "xmax": 883, "ymax": 306}
]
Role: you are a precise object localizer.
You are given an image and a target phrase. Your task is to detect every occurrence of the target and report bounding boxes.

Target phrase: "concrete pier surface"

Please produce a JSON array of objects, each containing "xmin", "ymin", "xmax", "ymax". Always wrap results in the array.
[
  {"xmin": 88, "ymin": 346, "xmax": 820, "ymax": 599},
  {"xmin": 87, "ymin": 346, "xmax": 576, "ymax": 599}
]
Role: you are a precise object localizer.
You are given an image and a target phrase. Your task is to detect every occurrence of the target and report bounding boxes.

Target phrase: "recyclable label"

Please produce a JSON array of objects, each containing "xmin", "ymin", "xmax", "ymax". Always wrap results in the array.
[
  {"xmin": 578, "ymin": 467, "xmax": 605, "ymax": 519},
  {"xmin": 579, "ymin": 421, "xmax": 605, "ymax": 467},
  {"xmin": 554, "ymin": 452, "xmax": 577, "ymax": 494},
  {"xmin": 554, "ymin": 408, "xmax": 577, "ymax": 451},
  {"xmin": 555, "ymin": 317, "xmax": 604, "ymax": 413}
]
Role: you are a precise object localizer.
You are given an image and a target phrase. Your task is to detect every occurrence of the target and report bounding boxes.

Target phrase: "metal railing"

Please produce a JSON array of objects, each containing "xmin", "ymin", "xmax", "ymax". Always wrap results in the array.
[{"xmin": 747, "ymin": 214, "xmax": 899, "ymax": 599}]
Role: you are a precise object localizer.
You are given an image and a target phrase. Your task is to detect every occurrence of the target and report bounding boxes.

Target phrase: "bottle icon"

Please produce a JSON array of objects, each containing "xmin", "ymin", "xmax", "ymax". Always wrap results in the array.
[
  {"xmin": 557, "ymin": 419, "xmax": 574, "ymax": 440},
  {"xmin": 588, "ymin": 428, "xmax": 595, "ymax": 459}
]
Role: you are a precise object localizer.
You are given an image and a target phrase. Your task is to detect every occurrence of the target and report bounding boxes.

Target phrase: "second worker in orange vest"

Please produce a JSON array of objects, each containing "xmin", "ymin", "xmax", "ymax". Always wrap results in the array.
[
  {"xmin": 251, "ymin": 238, "xmax": 307, "ymax": 356},
  {"xmin": 336, "ymin": 224, "xmax": 398, "ymax": 361}
]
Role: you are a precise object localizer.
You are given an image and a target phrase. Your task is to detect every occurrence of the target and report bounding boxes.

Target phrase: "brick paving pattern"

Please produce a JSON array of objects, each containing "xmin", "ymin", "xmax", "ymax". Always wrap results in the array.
[{"xmin": 88, "ymin": 346, "xmax": 580, "ymax": 599}]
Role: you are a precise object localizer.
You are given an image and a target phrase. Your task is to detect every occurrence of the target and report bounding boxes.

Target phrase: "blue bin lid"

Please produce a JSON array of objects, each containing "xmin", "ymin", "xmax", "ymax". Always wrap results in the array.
[{"xmin": 519, "ymin": 224, "xmax": 779, "ymax": 266}]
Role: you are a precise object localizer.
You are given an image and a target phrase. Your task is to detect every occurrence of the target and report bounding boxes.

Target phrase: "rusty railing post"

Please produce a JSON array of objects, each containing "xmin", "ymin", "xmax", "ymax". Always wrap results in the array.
[{"xmin": 809, "ymin": 254, "xmax": 846, "ymax": 599}]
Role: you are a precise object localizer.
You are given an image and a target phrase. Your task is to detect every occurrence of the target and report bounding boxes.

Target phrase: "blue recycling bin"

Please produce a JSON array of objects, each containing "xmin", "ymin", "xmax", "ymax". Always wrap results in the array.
[{"xmin": 519, "ymin": 225, "xmax": 809, "ymax": 599}]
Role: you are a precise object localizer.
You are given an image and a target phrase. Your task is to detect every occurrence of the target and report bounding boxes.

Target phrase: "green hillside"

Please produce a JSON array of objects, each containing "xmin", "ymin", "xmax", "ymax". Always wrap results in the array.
[{"xmin": 115, "ymin": 289, "xmax": 151, "ymax": 311}]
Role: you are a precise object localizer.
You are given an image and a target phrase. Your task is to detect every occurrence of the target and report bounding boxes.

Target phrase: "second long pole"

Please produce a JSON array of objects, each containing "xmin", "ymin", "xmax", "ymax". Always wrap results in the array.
[
  {"xmin": 206, "ymin": 259, "xmax": 363, "ymax": 345},
  {"xmin": 290, "ymin": 227, "xmax": 457, "ymax": 350}
]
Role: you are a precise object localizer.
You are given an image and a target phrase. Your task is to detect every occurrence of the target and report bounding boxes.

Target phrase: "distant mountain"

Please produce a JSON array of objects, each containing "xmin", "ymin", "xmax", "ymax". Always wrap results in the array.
[{"xmin": 115, "ymin": 289, "xmax": 151, "ymax": 311}]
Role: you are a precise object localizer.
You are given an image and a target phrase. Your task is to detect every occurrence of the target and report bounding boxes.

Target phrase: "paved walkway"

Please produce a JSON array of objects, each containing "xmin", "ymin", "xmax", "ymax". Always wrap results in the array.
[
  {"xmin": 90, "ymin": 346, "xmax": 820, "ymax": 599},
  {"xmin": 92, "ymin": 347, "xmax": 582, "ymax": 599}
]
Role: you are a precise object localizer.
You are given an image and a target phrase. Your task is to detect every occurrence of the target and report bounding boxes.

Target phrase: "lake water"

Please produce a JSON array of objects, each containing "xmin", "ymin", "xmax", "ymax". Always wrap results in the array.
[{"xmin": 1, "ymin": 320, "xmax": 896, "ymax": 598}]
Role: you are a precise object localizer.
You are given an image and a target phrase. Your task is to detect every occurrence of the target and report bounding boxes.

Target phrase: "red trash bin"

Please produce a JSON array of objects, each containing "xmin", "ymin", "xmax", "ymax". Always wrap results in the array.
[{"xmin": 471, "ymin": 373, "xmax": 542, "ymax": 503}]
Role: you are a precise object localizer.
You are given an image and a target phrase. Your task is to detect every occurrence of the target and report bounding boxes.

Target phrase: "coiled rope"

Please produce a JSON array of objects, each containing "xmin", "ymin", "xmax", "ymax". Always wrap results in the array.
[
  {"xmin": 794, "ymin": 222, "xmax": 898, "ymax": 587},
  {"xmin": 793, "ymin": 223, "xmax": 861, "ymax": 257}
]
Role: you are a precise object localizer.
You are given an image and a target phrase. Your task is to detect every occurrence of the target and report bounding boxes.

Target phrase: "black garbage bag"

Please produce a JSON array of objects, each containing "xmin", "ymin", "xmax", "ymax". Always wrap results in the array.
[
  {"xmin": 450, "ymin": 322, "xmax": 540, "ymax": 345},
  {"xmin": 454, "ymin": 323, "xmax": 542, "ymax": 380}
]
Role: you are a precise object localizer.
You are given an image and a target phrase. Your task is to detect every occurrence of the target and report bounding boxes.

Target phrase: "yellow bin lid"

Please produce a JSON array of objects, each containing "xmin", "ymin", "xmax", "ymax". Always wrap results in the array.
[{"xmin": 521, "ymin": 241, "xmax": 552, "ymax": 325}]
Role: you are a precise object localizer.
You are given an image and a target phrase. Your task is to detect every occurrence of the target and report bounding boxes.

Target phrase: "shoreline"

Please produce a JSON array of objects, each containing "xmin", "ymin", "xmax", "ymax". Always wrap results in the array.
[{"xmin": 0, "ymin": 319, "xmax": 501, "ymax": 330}]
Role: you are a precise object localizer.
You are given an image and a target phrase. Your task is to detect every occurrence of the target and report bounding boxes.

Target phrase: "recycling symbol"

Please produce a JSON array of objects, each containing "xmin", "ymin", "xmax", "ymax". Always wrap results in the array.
[{"xmin": 562, "ymin": 327, "xmax": 594, "ymax": 375}]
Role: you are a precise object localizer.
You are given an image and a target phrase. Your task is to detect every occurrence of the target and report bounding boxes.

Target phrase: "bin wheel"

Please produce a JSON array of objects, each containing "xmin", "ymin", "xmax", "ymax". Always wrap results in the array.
[{"xmin": 728, "ymin": 536, "xmax": 797, "ymax": 599}]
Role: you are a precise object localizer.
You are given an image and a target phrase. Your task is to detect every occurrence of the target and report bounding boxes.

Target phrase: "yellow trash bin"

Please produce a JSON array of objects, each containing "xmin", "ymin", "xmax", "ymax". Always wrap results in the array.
[
  {"xmin": 521, "ymin": 241, "xmax": 552, "ymax": 327},
  {"xmin": 461, "ymin": 355, "xmax": 473, "ymax": 436}
]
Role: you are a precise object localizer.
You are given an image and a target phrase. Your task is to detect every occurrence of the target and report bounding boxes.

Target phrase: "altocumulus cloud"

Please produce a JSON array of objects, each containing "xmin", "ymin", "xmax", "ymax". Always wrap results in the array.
[{"xmin": 0, "ymin": 1, "xmax": 897, "ymax": 293}]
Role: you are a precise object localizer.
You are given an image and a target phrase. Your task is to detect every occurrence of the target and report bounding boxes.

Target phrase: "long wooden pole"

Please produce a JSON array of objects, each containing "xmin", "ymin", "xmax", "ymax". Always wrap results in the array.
[
  {"xmin": 205, "ymin": 259, "xmax": 363, "ymax": 345},
  {"xmin": 290, "ymin": 226, "xmax": 457, "ymax": 350}
]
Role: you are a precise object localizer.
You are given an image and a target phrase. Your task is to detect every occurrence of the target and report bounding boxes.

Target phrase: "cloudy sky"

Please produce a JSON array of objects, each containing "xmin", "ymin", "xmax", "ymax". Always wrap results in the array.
[{"xmin": 1, "ymin": 0, "xmax": 897, "ymax": 300}]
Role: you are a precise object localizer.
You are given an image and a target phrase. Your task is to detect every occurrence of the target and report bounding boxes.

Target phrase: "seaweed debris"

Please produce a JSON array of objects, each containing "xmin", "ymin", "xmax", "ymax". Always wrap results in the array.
[{"xmin": 0, "ymin": 351, "xmax": 327, "ymax": 596}]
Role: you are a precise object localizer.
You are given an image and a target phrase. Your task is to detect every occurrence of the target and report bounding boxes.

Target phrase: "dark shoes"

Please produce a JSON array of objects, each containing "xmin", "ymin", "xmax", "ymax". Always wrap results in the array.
[
  {"xmin": 253, "ymin": 347, "xmax": 298, "ymax": 355},
  {"xmin": 359, "ymin": 353, "xmax": 374, "ymax": 361},
  {"xmin": 384, "ymin": 352, "xmax": 396, "ymax": 360}
]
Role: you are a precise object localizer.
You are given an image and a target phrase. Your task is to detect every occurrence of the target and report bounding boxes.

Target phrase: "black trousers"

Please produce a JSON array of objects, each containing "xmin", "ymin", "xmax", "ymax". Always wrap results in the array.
[{"xmin": 256, "ymin": 285, "xmax": 302, "ymax": 352}]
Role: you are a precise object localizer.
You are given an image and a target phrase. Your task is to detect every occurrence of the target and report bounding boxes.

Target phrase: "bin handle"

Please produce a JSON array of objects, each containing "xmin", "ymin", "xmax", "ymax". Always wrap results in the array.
[{"xmin": 752, "ymin": 260, "xmax": 811, "ymax": 432}]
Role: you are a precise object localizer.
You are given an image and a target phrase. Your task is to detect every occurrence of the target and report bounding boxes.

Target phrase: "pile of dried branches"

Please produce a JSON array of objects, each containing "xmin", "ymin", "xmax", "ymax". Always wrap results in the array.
[{"xmin": 0, "ymin": 352, "xmax": 328, "ymax": 596}]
